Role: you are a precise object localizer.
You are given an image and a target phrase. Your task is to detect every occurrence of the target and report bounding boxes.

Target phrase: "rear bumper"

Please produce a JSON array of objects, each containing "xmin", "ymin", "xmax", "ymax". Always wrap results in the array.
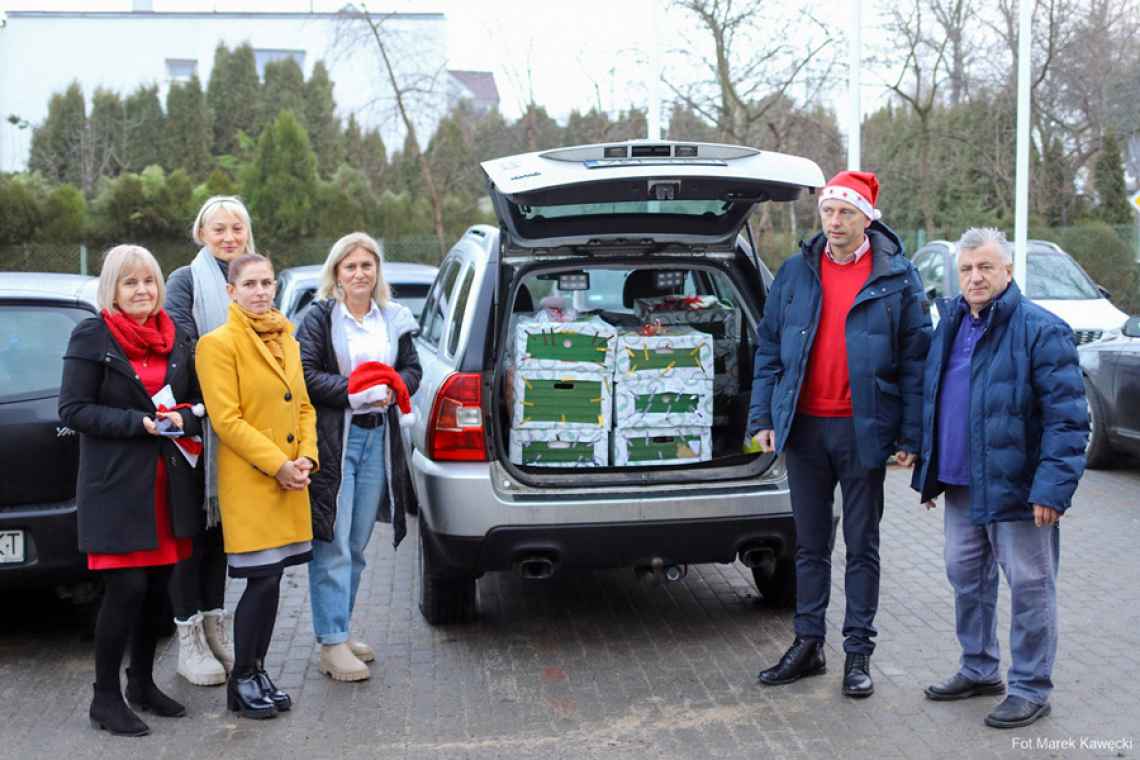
[
  {"xmin": 411, "ymin": 449, "xmax": 797, "ymax": 574},
  {"xmin": 0, "ymin": 500, "xmax": 89, "ymax": 590},
  {"xmin": 427, "ymin": 514, "xmax": 796, "ymax": 575}
]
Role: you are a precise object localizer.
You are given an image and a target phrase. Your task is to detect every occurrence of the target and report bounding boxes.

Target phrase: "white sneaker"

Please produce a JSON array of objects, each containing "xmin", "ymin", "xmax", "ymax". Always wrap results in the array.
[
  {"xmin": 175, "ymin": 613, "xmax": 227, "ymax": 686},
  {"xmin": 319, "ymin": 643, "xmax": 370, "ymax": 682},
  {"xmin": 348, "ymin": 639, "xmax": 375, "ymax": 663},
  {"xmin": 201, "ymin": 608, "xmax": 235, "ymax": 674}
]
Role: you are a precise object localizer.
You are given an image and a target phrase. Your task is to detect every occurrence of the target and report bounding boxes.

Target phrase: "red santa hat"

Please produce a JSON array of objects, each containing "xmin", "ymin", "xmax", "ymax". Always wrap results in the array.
[
  {"xmin": 347, "ymin": 361, "xmax": 417, "ymax": 428},
  {"xmin": 818, "ymin": 170, "xmax": 882, "ymax": 221}
]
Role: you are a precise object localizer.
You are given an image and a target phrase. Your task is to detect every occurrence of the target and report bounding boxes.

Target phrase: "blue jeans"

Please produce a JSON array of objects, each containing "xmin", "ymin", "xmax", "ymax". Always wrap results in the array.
[
  {"xmin": 784, "ymin": 415, "xmax": 884, "ymax": 655},
  {"xmin": 309, "ymin": 423, "xmax": 387, "ymax": 645},
  {"xmin": 943, "ymin": 486, "xmax": 1059, "ymax": 704}
]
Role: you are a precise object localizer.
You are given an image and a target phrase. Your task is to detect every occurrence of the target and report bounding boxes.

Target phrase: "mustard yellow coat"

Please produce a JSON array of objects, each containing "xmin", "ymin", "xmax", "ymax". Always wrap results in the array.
[{"xmin": 195, "ymin": 303, "xmax": 319, "ymax": 554}]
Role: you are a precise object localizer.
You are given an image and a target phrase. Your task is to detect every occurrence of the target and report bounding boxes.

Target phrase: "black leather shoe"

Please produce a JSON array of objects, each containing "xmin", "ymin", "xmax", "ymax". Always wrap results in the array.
[
  {"xmin": 758, "ymin": 638, "xmax": 826, "ymax": 685},
  {"xmin": 126, "ymin": 668, "xmax": 187, "ymax": 717},
  {"xmin": 89, "ymin": 684, "xmax": 150, "ymax": 736},
  {"xmin": 842, "ymin": 653, "xmax": 874, "ymax": 698},
  {"xmin": 254, "ymin": 667, "xmax": 292, "ymax": 712},
  {"xmin": 227, "ymin": 670, "xmax": 277, "ymax": 719},
  {"xmin": 924, "ymin": 673, "xmax": 1005, "ymax": 701},
  {"xmin": 985, "ymin": 695, "xmax": 1051, "ymax": 728}
]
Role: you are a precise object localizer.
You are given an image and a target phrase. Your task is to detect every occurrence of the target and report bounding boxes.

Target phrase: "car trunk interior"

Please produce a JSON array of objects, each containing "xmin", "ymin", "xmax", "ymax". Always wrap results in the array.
[{"xmin": 490, "ymin": 254, "xmax": 779, "ymax": 486}]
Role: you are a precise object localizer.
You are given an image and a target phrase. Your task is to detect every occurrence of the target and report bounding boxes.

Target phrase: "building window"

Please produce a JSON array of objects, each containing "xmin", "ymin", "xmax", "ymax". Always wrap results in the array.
[
  {"xmin": 254, "ymin": 49, "xmax": 306, "ymax": 79},
  {"xmin": 165, "ymin": 59, "xmax": 197, "ymax": 82}
]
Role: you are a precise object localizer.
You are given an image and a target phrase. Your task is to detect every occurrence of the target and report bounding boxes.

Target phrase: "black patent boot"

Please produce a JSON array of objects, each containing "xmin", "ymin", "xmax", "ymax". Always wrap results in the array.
[
  {"xmin": 226, "ymin": 668, "xmax": 277, "ymax": 719},
  {"xmin": 89, "ymin": 684, "xmax": 150, "ymax": 736},
  {"xmin": 254, "ymin": 661, "xmax": 292, "ymax": 712}
]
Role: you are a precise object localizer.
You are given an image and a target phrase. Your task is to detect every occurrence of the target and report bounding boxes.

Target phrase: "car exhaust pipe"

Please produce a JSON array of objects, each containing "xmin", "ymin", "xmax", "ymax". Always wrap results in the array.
[
  {"xmin": 739, "ymin": 546, "xmax": 776, "ymax": 575},
  {"xmin": 514, "ymin": 555, "xmax": 556, "ymax": 580}
]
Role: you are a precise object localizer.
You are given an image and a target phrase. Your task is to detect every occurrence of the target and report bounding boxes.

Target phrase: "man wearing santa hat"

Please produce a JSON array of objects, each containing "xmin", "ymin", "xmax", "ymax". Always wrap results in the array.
[{"xmin": 748, "ymin": 170, "xmax": 931, "ymax": 698}]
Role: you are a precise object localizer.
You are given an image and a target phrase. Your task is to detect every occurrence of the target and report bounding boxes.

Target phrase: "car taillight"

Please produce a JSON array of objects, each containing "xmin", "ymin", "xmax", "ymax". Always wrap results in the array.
[{"xmin": 427, "ymin": 372, "xmax": 487, "ymax": 461}]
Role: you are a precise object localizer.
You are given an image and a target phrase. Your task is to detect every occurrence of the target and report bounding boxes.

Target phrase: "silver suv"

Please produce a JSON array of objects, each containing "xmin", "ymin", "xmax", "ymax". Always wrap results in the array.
[{"xmin": 405, "ymin": 141, "xmax": 826, "ymax": 624}]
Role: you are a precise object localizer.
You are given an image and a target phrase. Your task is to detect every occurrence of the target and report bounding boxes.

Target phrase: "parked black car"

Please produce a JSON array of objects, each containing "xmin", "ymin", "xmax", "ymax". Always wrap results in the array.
[
  {"xmin": 1080, "ymin": 315, "xmax": 1140, "ymax": 467},
  {"xmin": 0, "ymin": 274, "xmax": 99, "ymax": 596}
]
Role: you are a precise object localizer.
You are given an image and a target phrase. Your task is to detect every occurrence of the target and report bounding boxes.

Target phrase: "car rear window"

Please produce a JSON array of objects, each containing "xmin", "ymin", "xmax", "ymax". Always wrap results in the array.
[{"xmin": 0, "ymin": 304, "xmax": 90, "ymax": 403}]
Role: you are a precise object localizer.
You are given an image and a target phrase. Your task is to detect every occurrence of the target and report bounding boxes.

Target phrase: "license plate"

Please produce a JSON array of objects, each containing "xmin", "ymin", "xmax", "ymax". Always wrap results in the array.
[{"xmin": 0, "ymin": 530, "xmax": 25, "ymax": 564}]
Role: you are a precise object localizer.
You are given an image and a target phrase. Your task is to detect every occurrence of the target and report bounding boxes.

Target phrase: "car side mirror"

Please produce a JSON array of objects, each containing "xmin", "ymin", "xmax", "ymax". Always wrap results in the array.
[
  {"xmin": 1123, "ymin": 316, "xmax": 1140, "ymax": 339},
  {"xmin": 1097, "ymin": 285, "xmax": 1113, "ymax": 300}
]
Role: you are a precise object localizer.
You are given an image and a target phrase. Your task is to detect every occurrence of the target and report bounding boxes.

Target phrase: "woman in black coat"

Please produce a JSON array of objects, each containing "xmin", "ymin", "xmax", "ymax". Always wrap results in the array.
[
  {"xmin": 295, "ymin": 232, "xmax": 421, "ymax": 682},
  {"xmin": 59, "ymin": 245, "xmax": 204, "ymax": 737}
]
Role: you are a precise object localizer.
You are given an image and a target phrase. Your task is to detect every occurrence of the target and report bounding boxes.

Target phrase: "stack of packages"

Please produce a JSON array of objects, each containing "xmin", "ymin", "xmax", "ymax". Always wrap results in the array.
[
  {"xmin": 612, "ymin": 324, "xmax": 715, "ymax": 466},
  {"xmin": 634, "ymin": 295, "xmax": 742, "ymax": 426},
  {"xmin": 507, "ymin": 314, "xmax": 617, "ymax": 467}
]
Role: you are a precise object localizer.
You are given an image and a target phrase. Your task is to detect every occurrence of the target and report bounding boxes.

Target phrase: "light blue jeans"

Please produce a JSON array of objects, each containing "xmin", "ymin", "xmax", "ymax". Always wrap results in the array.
[
  {"xmin": 309, "ymin": 423, "xmax": 386, "ymax": 645},
  {"xmin": 943, "ymin": 486, "xmax": 1060, "ymax": 704}
]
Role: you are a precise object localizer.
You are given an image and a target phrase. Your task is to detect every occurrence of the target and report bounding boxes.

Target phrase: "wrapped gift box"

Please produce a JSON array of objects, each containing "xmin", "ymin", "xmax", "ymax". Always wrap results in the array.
[
  {"xmin": 509, "ymin": 428, "xmax": 608, "ymax": 467},
  {"xmin": 510, "ymin": 314, "xmax": 617, "ymax": 373},
  {"xmin": 613, "ymin": 426, "xmax": 713, "ymax": 467},
  {"xmin": 634, "ymin": 295, "xmax": 742, "ymax": 343},
  {"xmin": 511, "ymin": 369, "xmax": 612, "ymax": 429},
  {"xmin": 614, "ymin": 326, "xmax": 714, "ymax": 382},
  {"xmin": 614, "ymin": 377, "xmax": 714, "ymax": 429}
]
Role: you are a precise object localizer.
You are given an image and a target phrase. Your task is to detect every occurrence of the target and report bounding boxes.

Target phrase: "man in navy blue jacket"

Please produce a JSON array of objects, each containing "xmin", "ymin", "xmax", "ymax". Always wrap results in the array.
[
  {"xmin": 748, "ymin": 171, "xmax": 931, "ymax": 698},
  {"xmin": 912, "ymin": 227, "xmax": 1087, "ymax": 729}
]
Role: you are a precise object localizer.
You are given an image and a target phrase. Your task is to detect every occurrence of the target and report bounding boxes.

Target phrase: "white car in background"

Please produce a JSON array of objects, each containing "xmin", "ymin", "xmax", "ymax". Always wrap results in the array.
[{"xmin": 911, "ymin": 239, "xmax": 1129, "ymax": 343}]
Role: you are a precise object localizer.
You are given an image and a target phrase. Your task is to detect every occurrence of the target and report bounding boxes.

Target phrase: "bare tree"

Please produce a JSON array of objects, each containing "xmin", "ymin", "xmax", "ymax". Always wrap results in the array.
[
  {"xmin": 665, "ymin": 0, "xmax": 838, "ymax": 146},
  {"xmin": 337, "ymin": 4, "xmax": 448, "ymax": 256}
]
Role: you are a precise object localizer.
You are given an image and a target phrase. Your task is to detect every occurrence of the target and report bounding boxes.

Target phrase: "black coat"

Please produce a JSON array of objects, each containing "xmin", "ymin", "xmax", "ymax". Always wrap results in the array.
[
  {"xmin": 165, "ymin": 256, "xmax": 228, "ymax": 341},
  {"xmin": 296, "ymin": 299, "xmax": 422, "ymax": 546},
  {"xmin": 59, "ymin": 317, "xmax": 205, "ymax": 554}
]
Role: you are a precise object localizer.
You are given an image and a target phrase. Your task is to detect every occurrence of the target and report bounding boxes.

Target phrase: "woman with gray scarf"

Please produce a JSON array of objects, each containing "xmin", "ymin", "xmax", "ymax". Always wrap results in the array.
[{"xmin": 164, "ymin": 195, "xmax": 254, "ymax": 686}]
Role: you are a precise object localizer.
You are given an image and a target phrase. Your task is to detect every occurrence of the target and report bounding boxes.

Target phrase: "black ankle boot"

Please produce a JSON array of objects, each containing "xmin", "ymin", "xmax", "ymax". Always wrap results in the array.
[
  {"xmin": 758, "ymin": 637, "xmax": 827, "ymax": 685},
  {"xmin": 843, "ymin": 652, "xmax": 874, "ymax": 698},
  {"xmin": 254, "ymin": 664, "xmax": 292, "ymax": 712},
  {"xmin": 227, "ymin": 668, "xmax": 277, "ymax": 719},
  {"xmin": 125, "ymin": 667, "xmax": 187, "ymax": 717},
  {"xmin": 89, "ymin": 684, "xmax": 150, "ymax": 736}
]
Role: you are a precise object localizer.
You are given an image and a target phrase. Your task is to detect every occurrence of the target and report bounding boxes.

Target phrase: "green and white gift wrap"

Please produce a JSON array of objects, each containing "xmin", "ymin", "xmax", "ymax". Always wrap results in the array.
[
  {"xmin": 614, "ymin": 326, "xmax": 714, "ymax": 382},
  {"xmin": 614, "ymin": 376, "xmax": 713, "ymax": 429},
  {"xmin": 511, "ymin": 368, "xmax": 612, "ymax": 429},
  {"xmin": 509, "ymin": 428, "xmax": 608, "ymax": 467},
  {"xmin": 633, "ymin": 296, "xmax": 742, "ymax": 343},
  {"xmin": 509, "ymin": 314, "xmax": 617, "ymax": 373},
  {"xmin": 613, "ymin": 426, "xmax": 713, "ymax": 466}
]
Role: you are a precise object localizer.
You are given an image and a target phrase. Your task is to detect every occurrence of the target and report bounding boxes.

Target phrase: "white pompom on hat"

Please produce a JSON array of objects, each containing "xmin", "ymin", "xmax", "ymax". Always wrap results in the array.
[{"xmin": 818, "ymin": 170, "xmax": 882, "ymax": 221}]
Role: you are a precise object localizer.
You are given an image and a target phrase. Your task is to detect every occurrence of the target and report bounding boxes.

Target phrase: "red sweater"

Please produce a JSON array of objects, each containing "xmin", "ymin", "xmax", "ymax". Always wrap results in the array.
[{"xmin": 797, "ymin": 252, "xmax": 873, "ymax": 417}]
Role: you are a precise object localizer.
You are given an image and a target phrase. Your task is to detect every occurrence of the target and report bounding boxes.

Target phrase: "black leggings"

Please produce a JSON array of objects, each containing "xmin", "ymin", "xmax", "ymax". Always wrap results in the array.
[
  {"xmin": 169, "ymin": 525, "xmax": 227, "ymax": 619},
  {"xmin": 94, "ymin": 566, "xmax": 173, "ymax": 690},
  {"xmin": 233, "ymin": 572, "xmax": 281, "ymax": 674}
]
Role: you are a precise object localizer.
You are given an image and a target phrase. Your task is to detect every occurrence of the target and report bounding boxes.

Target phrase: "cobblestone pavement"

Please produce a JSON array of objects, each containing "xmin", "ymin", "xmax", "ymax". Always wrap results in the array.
[{"xmin": 2, "ymin": 466, "xmax": 1138, "ymax": 760}]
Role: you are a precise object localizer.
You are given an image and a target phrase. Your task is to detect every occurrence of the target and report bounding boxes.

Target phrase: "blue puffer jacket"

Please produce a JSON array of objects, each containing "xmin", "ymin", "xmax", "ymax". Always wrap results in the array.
[
  {"xmin": 747, "ymin": 222, "xmax": 932, "ymax": 471},
  {"xmin": 911, "ymin": 282, "xmax": 1088, "ymax": 524}
]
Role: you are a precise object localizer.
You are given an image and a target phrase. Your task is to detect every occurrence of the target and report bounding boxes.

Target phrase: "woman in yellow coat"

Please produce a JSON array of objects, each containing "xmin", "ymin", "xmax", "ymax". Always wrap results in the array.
[{"xmin": 195, "ymin": 253, "xmax": 317, "ymax": 721}]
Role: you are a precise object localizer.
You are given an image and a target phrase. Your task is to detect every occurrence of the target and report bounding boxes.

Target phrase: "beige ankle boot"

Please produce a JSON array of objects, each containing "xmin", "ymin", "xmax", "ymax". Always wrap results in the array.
[
  {"xmin": 201, "ymin": 609, "xmax": 235, "ymax": 674},
  {"xmin": 319, "ymin": 643, "xmax": 370, "ymax": 682},
  {"xmin": 348, "ymin": 639, "xmax": 375, "ymax": 663},
  {"xmin": 175, "ymin": 613, "xmax": 226, "ymax": 686}
]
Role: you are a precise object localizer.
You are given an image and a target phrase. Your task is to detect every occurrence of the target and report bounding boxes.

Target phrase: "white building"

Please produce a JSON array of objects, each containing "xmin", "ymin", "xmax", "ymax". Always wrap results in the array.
[{"xmin": 0, "ymin": 6, "xmax": 450, "ymax": 172}]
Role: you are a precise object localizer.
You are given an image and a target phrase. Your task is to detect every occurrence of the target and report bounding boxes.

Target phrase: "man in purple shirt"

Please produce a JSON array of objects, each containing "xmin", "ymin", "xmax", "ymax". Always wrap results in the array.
[{"xmin": 911, "ymin": 227, "xmax": 1088, "ymax": 730}]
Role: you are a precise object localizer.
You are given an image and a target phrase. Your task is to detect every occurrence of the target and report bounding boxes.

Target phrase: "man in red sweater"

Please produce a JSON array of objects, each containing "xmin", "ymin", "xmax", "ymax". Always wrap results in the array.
[{"xmin": 747, "ymin": 171, "xmax": 932, "ymax": 698}]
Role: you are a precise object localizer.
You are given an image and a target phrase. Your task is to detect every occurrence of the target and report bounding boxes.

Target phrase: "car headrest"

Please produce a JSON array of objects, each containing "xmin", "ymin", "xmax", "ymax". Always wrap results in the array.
[
  {"xmin": 622, "ymin": 269, "xmax": 680, "ymax": 308},
  {"xmin": 514, "ymin": 284, "xmax": 534, "ymax": 313}
]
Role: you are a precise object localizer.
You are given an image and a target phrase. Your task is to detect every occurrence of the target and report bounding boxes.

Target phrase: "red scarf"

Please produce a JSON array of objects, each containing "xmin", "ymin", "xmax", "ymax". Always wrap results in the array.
[{"xmin": 101, "ymin": 308, "xmax": 175, "ymax": 360}]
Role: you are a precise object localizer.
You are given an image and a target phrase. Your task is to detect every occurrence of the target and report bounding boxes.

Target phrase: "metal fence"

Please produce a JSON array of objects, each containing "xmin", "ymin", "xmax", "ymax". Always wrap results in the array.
[{"xmin": 0, "ymin": 235, "xmax": 444, "ymax": 277}]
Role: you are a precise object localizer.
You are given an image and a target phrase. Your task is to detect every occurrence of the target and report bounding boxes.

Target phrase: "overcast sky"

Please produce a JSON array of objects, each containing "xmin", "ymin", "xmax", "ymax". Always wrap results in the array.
[{"xmin": 2, "ymin": 0, "xmax": 888, "ymax": 134}]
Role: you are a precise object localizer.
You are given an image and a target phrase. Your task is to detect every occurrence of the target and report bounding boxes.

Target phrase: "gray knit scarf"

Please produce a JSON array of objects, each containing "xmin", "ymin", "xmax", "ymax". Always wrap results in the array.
[{"xmin": 189, "ymin": 247, "xmax": 231, "ymax": 528}]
